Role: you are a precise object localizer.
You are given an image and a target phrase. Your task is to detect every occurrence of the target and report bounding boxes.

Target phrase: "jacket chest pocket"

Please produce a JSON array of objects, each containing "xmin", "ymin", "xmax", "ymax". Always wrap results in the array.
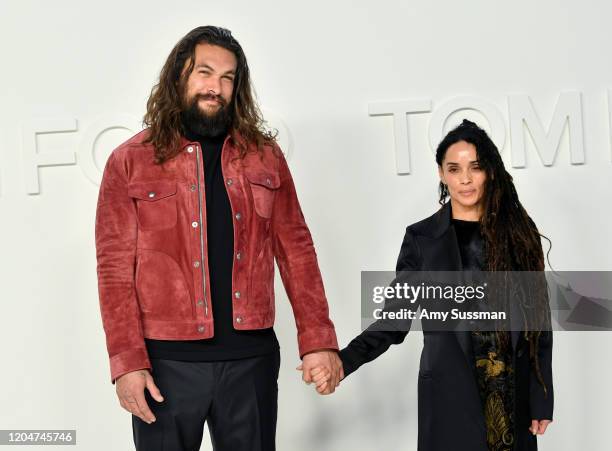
[
  {"xmin": 245, "ymin": 172, "xmax": 280, "ymax": 219},
  {"xmin": 128, "ymin": 180, "xmax": 178, "ymax": 231}
]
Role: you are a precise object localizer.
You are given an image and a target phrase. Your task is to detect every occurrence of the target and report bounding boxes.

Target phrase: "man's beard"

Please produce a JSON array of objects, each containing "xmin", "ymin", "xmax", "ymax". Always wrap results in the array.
[{"xmin": 180, "ymin": 93, "xmax": 232, "ymax": 138}]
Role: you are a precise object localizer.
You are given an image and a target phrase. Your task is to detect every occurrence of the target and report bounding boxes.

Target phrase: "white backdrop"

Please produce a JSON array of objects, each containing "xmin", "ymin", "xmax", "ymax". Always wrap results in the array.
[{"xmin": 1, "ymin": 0, "xmax": 611, "ymax": 450}]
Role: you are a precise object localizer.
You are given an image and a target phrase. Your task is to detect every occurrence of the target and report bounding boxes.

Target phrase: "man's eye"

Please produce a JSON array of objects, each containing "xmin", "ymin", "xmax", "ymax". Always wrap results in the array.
[{"xmin": 448, "ymin": 168, "xmax": 457, "ymax": 173}]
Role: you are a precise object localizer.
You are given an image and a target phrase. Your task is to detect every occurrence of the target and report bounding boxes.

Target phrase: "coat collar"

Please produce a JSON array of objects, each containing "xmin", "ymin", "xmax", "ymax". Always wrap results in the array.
[
  {"xmin": 411, "ymin": 201, "xmax": 454, "ymax": 240},
  {"xmin": 425, "ymin": 201, "xmax": 453, "ymax": 239}
]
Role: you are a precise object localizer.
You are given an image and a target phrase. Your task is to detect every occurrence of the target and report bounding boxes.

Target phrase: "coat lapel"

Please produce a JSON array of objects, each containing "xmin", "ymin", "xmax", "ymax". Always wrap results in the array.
[{"xmin": 420, "ymin": 203, "xmax": 476, "ymax": 364}]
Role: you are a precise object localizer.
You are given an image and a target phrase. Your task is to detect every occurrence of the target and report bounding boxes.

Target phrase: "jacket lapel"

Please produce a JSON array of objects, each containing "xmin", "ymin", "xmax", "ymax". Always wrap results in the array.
[{"xmin": 421, "ymin": 203, "xmax": 477, "ymax": 364}]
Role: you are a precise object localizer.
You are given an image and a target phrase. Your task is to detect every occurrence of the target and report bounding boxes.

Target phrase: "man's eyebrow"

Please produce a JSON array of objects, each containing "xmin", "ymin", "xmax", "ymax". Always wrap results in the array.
[
  {"xmin": 194, "ymin": 63, "xmax": 214, "ymax": 70},
  {"xmin": 193, "ymin": 63, "xmax": 235, "ymax": 75}
]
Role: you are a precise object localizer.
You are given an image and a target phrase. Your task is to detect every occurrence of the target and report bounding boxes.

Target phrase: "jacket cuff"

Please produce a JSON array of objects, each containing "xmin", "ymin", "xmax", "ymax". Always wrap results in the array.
[
  {"xmin": 338, "ymin": 347, "xmax": 361, "ymax": 379},
  {"xmin": 110, "ymin": 347, "xmax": 152, "ymax": 385},
  {"xmin": 530, "ymin": 393, "xmax": 554, "ymax": 421},
  {"xmin": 297, "ymin": 327, "xmax": 339, "ymax": 359},
  {"xmin": 530, "ymin": 379, "xmax": 554, "ymax": 420}
]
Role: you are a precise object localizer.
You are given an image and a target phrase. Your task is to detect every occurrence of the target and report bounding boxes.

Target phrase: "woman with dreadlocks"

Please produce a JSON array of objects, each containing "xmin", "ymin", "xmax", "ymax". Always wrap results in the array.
[{"xmin": 310, "ymin": 119, "xmax": 553, "ymax": 451}]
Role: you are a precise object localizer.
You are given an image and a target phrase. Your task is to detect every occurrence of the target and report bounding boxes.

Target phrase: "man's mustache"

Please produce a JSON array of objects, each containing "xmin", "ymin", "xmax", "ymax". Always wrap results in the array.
[{"xmin": 194, "ymin": 93, "xmax": 227, "ymax": 107}]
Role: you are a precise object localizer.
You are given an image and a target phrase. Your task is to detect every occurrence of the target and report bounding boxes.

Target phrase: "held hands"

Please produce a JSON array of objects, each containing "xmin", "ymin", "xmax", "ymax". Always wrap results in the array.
[
  {"xmin": 296, "ymin": 349, "xmax": 344, "ymax": 395},
  {"xmin": 115, "ymin": 369, "xmax": 164, "ymax": 424}
]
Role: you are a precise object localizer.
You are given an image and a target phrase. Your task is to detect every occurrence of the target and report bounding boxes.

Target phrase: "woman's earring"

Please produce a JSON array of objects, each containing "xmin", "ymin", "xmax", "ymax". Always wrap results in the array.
[{"xmin": 440, "ymin": 182, "xmax": 449, "ymax": 198}]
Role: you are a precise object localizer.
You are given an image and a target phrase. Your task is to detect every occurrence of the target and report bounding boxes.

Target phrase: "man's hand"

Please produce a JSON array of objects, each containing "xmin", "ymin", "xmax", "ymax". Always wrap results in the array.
[
  {"xmin": 296, "ymin": 350, "xmax": 343, "ymax": 395},
  {"xmin": 115, "ymin": 369, "xmax": 164, "ymax": 424},
  {"xmin": 310, "ymin": 366, "xmax": 334, "ymax": 394},
  {"xmin": 530, "ymin": 419, "xmax": 552, "ymax": 435}
]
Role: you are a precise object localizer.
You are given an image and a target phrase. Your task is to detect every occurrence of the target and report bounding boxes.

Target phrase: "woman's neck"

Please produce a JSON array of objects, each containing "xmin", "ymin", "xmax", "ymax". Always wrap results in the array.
[{"xmin": 450, "ymin": 199, "xmax": 482, "ymax": 222}]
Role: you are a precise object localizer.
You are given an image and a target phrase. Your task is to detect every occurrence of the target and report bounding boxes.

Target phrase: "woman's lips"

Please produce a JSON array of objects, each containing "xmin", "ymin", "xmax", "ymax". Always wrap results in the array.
[{"xmin": 459, "ymin": 190, "xmax": 476, "ymax": 196}]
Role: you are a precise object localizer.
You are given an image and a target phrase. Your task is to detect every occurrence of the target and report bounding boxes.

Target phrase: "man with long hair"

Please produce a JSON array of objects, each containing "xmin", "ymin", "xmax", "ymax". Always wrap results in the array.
[{"xmin": 95, "ymin": 25, "xmax": 342, "ymax": 451}]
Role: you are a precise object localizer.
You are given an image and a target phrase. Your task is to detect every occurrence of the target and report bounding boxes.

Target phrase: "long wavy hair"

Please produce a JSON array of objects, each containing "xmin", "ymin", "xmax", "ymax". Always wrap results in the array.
[
  {"xmin": 143, "ymin": 26, "xmax": 277, "ymax": 164},
  {"xmin": 436, "ymin": 119, "xmax": 552, "ymax": 396}
]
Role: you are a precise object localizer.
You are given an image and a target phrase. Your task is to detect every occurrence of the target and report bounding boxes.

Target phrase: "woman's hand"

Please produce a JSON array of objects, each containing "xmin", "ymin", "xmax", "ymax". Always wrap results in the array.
[
  {"xmin": 296, "ymin": 350, "xmax": 343, "ymax": 394},
  {"xmin": 311, "ymin": 366, "xmax": 332, "ymax": 394},
  {"xmin": 298, "ymin": 365, "xmax": 344, "ymax": 395},
  {"xmin": 530, "ymin": 419, "xmax": 552, "ymax": 435}
]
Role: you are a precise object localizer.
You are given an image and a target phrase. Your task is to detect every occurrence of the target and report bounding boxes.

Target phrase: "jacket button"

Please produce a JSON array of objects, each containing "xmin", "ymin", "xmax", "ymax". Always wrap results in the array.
[
  {"xmin": 187, "ymin": 146, "xmax": 194, "ymax": 153},
  {"xmin": 197, "ymin": 299, "xmax": 204, "ymax": 306},
  {"xmin": 190, "ymin": 184, "xmax": 197, "ymax": 191},
  {"xmin": 192, "ymin": 221, "xmax": 198, "ymax": 228},
  {"xmin": 236, "ymin": 252, "xmax": 242, "ymax": 260},
  {"xmin": 197, "ymin": 325, "xmax": 205, "ymax": 332},
  {"xmin": 266, "ymin": 178, "xmax": 271, "ymax": 185},
  {"xmin": 236, "ymin": 316, "xmax": 243, "ymax": 324},
  {"xmin": 147, "ymin": 191, "xmax": 156, "ymax": 198},
  {"xmin": 234, "ymin": 291, "xmax": 241, "ymax": 299},
  {"xmin": 235, "ymin": 212, "xmax": 242, "ymax": 220},
  {"xmin": 193, "ymin": 261, "xmax": 200, "ymax": 268},
  {"xmin": 226, "ymin": 178, "xmax": 233, "ymax": 186}
]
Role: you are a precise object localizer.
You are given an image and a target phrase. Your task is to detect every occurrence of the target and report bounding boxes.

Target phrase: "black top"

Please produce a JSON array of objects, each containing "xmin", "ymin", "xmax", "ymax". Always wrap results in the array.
[
  {"xmin": 452, "ymin": 218, "xmax": 485, "ymax": 271},
  {"xmin": 145, "ymin": 129, "xmax": 279, "ymax": 361}
]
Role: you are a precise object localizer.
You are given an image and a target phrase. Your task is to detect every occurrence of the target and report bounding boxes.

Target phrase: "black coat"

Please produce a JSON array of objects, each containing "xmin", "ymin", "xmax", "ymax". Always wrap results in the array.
[{"xmin": 339, "ymin": 202, "xmax": 554, "ymax": 451}]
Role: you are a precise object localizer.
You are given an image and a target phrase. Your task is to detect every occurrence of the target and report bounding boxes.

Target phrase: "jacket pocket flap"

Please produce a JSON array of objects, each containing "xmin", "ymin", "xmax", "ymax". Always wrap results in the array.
[
  {"xmin": 244, "ymin": 172, "xmax": 280, "ymax": 189},
  {"xmin": 128, "ymin": 180, "xmax": 177, "ymax": 201}
]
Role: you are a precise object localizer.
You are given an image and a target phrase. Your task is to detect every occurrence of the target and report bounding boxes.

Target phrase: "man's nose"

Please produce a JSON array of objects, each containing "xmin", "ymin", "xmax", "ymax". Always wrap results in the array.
[{"xmin": 204, "ymin": 77, "xmax": 222, "ymax": 95}]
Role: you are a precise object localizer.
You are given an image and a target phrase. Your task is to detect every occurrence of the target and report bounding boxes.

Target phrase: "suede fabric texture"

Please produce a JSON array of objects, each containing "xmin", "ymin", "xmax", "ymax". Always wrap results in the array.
[{"xmin": 95, "ymin": 130, "xmax": 338, "ymax": 383}]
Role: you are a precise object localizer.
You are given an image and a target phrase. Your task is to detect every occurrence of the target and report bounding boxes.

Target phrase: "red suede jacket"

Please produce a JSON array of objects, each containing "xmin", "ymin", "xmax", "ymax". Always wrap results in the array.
[{"xmin": 95, "ymin": 130, "xmax": 338, "ymax": 383}]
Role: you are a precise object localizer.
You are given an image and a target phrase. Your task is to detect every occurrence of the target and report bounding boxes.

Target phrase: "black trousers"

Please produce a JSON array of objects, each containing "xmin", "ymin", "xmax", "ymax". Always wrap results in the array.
[{"xmin": 132, "ymin": 350, "xmax": 280, "ymax": 451}]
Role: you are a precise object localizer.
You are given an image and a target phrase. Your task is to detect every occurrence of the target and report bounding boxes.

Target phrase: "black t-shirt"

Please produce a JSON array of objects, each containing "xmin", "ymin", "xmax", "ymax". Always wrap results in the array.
[{"xmin": 145, "ymin": 129, "xmax": 279, "ymax": 361}]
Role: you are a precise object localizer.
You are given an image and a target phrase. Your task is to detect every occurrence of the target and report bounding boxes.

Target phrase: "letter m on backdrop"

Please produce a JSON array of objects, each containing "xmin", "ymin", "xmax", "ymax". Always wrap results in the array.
[{"xmin": 508, "ymin": 92, "xmax": 585, "ymax": 167}]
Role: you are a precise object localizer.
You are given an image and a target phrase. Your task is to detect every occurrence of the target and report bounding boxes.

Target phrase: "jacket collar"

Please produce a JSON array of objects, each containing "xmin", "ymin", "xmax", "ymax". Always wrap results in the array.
[{"xmin": 417, "ymin": 201, "xmax": 453, "ymax": 240}]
